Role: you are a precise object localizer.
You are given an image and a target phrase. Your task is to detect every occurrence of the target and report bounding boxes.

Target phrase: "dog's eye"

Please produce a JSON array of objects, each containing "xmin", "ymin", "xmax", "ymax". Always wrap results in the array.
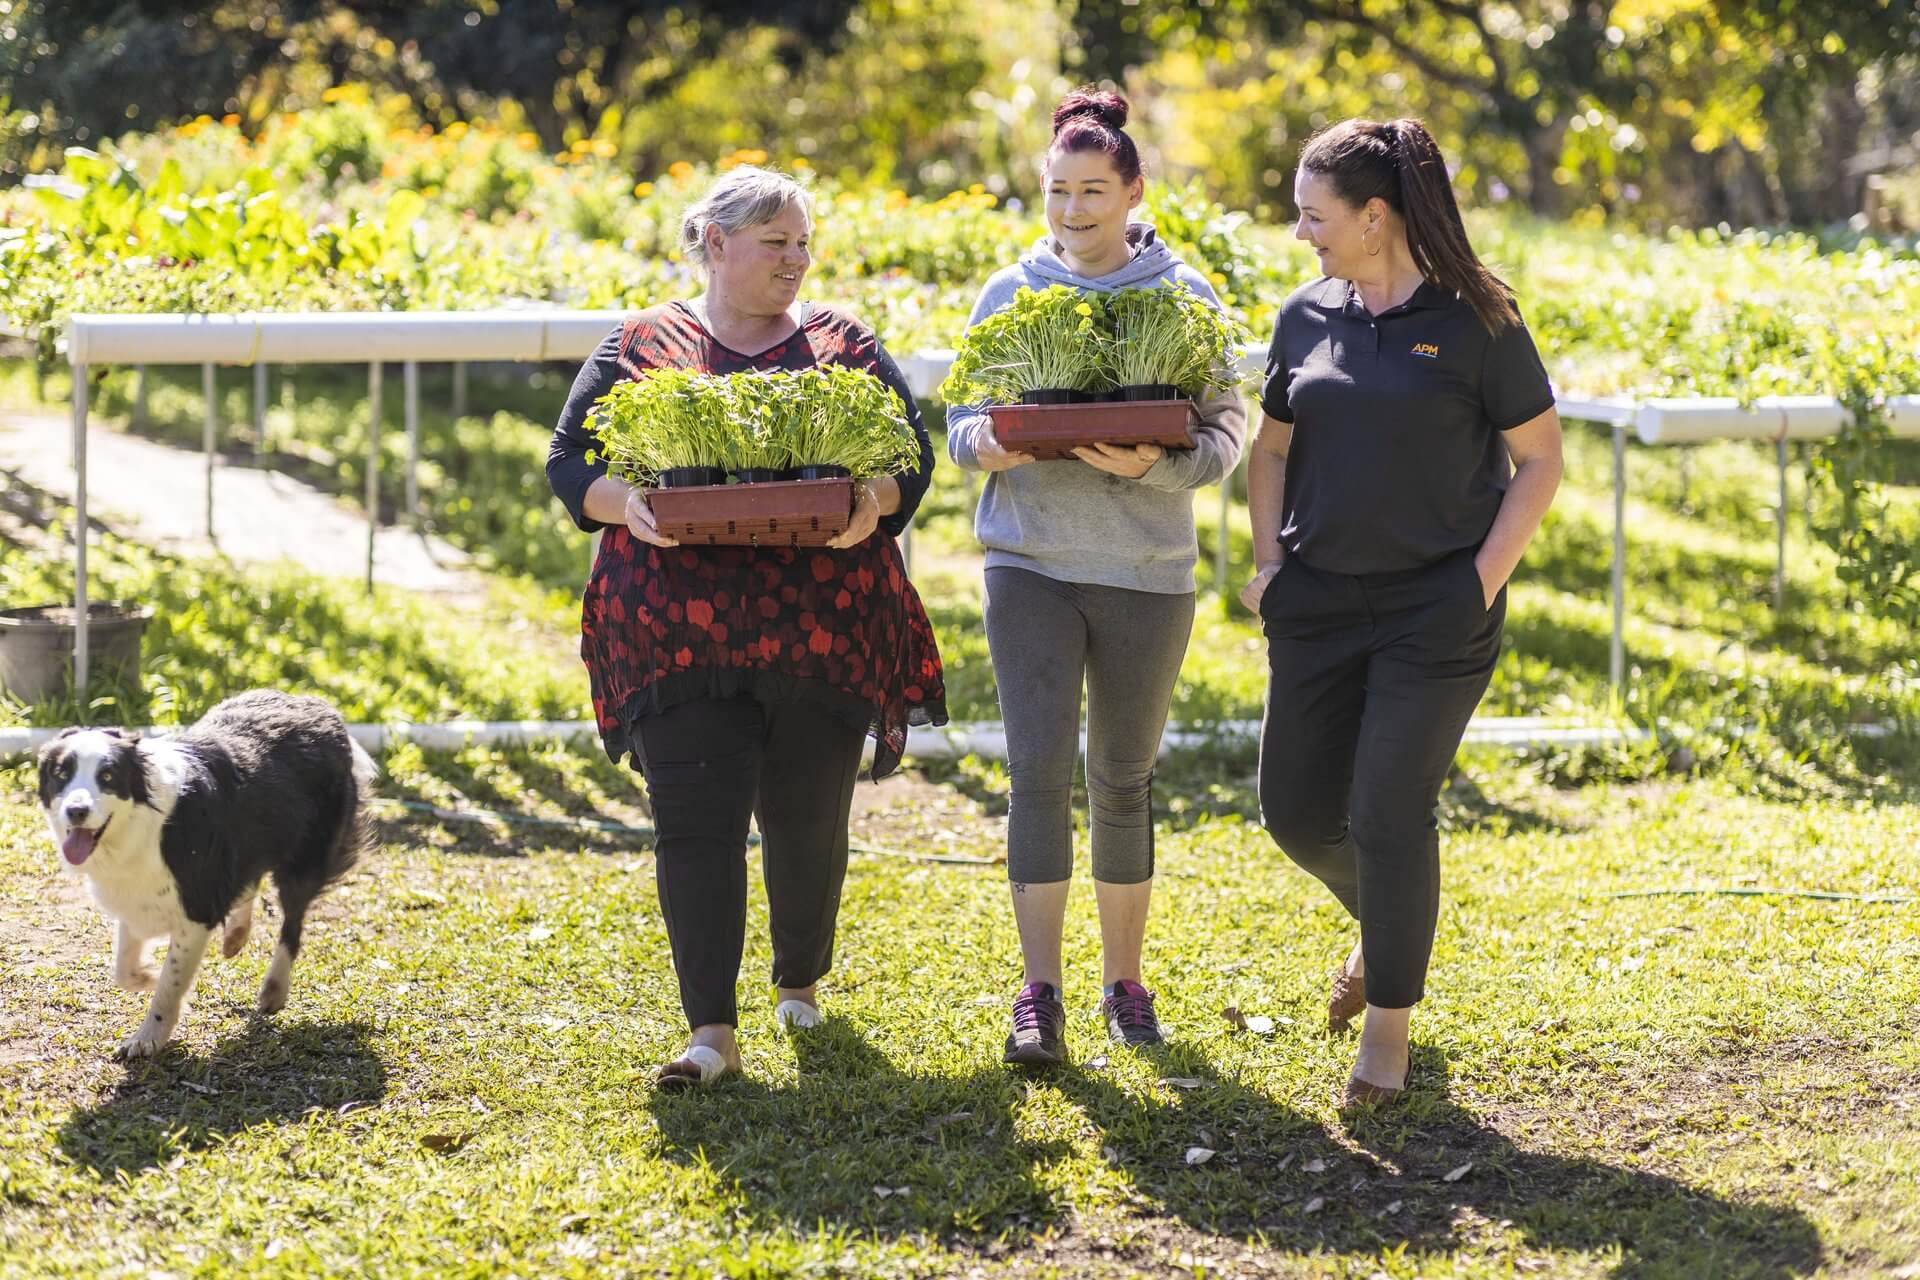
[{"xmin": 98, "ymin": 767, "xmax": 114, "ymax": 785}]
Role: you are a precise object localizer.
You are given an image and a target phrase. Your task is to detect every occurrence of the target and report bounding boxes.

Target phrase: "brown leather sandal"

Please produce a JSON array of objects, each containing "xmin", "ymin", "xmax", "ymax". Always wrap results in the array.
[
  {"xmin": 1327, "ymin": 961, "xmax": 1367, "ymax": 1034},
  {"xmin": 1341, "ymin": 1063, "xmax": 1411, "ymax": 1109}
]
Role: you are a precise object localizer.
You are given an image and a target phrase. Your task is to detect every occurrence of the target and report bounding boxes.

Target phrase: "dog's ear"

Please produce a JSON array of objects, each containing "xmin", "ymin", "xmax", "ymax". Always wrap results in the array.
[
  {"xmin": 120, "ymin": 738, "xmax": 155, "ymax": 809},
  {"xmin": 35, "ymin": 739, "xmax": 69, "ymax": 808}
]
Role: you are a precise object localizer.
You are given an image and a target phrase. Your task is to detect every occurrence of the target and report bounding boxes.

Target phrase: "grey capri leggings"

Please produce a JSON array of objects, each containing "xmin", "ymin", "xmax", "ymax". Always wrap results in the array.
[{"xmin": 983, "ymin": 566, "xmax": 1195, "ymax": 885}]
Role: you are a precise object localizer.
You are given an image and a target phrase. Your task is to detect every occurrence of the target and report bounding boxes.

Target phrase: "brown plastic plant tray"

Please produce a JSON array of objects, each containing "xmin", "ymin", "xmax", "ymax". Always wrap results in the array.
[
  {"xmin": 646, "ymin": 476, "xmax": 853, "ymax": 547},
  {"xmin": 987, "ymin": 399, "xmax": 1194, "ymax": 462}
]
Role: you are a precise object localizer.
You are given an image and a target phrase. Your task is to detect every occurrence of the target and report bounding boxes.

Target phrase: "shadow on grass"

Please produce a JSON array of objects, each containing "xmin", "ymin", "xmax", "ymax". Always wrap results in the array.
[
  {"xmin": 57, "ymin": 1018, "xmax": 387, "ymax": 1179},
  {"xmin": 920, "ymin": 746, "xmax": 1574, "ymax": 840},
  {"xmin": 1066, "ymin": 1049, "xmax": 1822, "ymax": 1276},
  {"xmin": 648, "ymin": 1018, "xmax": 1068, "ymax": 1239},
  {"xmin": 650, "ymin": 1031, "xmax": 1823, "ymax": 1275}
]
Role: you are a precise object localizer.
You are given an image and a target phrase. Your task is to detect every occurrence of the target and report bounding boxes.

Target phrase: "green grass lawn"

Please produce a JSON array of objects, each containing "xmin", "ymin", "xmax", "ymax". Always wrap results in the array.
[{"xmin": 2, "ymin": 752, "xmax": 1915, "ymax": 1278}]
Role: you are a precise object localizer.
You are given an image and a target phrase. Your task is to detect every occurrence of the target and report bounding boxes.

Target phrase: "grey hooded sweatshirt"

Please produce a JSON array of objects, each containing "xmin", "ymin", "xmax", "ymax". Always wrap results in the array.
[{"xmin": 946, "ymin": 223, "xmax": 1247, "ymax": 594}]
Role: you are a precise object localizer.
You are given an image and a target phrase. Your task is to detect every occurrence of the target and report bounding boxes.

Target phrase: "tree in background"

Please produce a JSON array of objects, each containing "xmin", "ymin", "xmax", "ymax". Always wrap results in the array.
[
  {"xmin": 4, "ymin": 0, "xmax": 1919, "ymax": 227},
  {"xmin": 1085, "ymin": 0, "xmax": 1920, "ymax": 225}
]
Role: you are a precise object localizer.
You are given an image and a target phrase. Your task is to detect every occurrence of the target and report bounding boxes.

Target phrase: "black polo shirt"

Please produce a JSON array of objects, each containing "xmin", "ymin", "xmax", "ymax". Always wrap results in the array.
[{"xmin": 1260, "ymin": 277, "xmax": 1554, "ymax": 575}]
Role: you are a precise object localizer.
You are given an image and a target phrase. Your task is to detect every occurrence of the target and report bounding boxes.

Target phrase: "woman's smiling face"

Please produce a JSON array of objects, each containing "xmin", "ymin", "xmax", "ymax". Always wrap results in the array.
[
  {"xmin": 707, "ymin": 200, "xmax": 813, "ymax": 316},
  {"xmin": 1293, "ymin": 168, "xmax": 1376, "ymax": 282},
  {"xmin": 1044, "ymin": 148, "xmax": 1142, "ymax": 266}
]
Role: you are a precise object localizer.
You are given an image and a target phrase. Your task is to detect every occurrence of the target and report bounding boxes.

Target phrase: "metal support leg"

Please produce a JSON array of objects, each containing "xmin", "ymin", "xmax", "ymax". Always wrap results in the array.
[
  {"xmin": 202, "ymin": 363, "xmax": 217, "ymax": 540},
  {"xmin": 404, "ymin": 360, "xmax": 420, "ymax": 524},
  {"xmin": 902, "ymin": 523, "xmax": 914, "ymax": 576},
  {"xmin": 72, "ymin": 365, "xmax": 90, "ymax": 694},
  {"xmin": 1610, "ymin": 422, "xmax": 1626, "ymax": 700},
  {"xmin": 366, "ymin": 362, "xmax": 381, "ymax": 594},
  {"xmin": 132, "ymin": 364, "xmax": 147, "ymax": 427},
  {"xmin": 1774, "ymin": 437, "xmax": 1788, "ymax": 611},
  {"xmin": 452, "ymin": 361, "xmax": 467, "ymax": 419},
  {"xmin": 1801, "ymin": 445, "xmax": 1813, "ymax": 529},
  {"xmin": 1216, "ymin": 465, "xmax": 1232, "ymax": 605},
  {"xmin": 252, "ymin": 362, "xmax": 267, "ymax": 457}
]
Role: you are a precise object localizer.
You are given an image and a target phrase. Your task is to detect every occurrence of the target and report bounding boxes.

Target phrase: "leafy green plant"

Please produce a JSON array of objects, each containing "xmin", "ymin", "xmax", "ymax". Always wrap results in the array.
[
  {"xmin": 1103, "ymin": 281, "xmax": 1247, "ymax": 394},
  {"xmin": 734, "ymin": 366, "xmax": 917, "ymax": 476},
  {"xmin": 938, "ymin": 284, "xmax": 1109, "ymax": 404},
  {"xmin": 587, "ymin": 369, "xmax": 737, "ymax": 479},
  {"xmin": 587, "ymin": 367, "xmax": 916, "ymax": 481}
]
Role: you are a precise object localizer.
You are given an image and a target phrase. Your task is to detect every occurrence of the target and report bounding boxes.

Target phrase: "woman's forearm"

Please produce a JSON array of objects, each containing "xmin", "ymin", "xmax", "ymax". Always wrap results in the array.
[
  {"xmin": 582, "ymin": 475, "xmax": 634, "ymax": 526},
  {"xmin": 1246, "ymin": 438, "xmax": 1288, "ymax": 570},
  {"xmin": 1475, "ymin": 454, "xmax": 1562, "ymax": 591},
  {"xmin": 870, "ymin": 474, "xmax": 902, "ymax": 516}
]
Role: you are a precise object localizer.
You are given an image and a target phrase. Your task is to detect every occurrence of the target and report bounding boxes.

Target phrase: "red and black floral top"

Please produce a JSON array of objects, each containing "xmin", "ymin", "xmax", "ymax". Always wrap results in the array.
[{"xmin": 547, "ymin": 301, "xmax": 947, "ymax": 778}]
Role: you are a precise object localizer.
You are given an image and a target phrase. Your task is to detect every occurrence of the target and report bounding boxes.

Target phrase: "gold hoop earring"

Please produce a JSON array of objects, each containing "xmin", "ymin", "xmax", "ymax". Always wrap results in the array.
[{"xmin": 1363, "ymin": 231, "xmax": 1382, "ymax": 258}]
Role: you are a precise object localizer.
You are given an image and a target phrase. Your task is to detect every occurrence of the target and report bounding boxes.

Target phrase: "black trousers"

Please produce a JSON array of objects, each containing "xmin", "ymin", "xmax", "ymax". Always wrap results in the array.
[
  {"xmin": 1256, "ymin": 545, "xmax": 1504, "ymax": 1009},
  {"xmin": 632, "ymin": 694, "xmax": 866, "ymax": 1029}
]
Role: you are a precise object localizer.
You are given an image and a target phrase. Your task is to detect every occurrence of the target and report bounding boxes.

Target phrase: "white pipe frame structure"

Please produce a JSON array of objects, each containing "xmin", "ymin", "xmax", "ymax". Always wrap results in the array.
[
  {"xmin": 58, "ymin": 311, "xmax": 1920, "ymax": 712},
  {"xmin": 0, "ymin": 714, "xmax": 1651, "ymax": 762}
]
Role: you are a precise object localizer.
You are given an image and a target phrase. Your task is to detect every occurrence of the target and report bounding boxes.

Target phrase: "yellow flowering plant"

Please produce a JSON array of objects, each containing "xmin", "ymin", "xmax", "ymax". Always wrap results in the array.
[{"xmin": 937, "ymin": 284, "xmax": 1111, "ymax": 404}]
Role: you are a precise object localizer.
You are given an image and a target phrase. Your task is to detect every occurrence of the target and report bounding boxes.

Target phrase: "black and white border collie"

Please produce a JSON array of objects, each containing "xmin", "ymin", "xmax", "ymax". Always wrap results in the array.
[{"xmin": 36, "ymin": 690, "xmax": 375, "ymax": 1059}]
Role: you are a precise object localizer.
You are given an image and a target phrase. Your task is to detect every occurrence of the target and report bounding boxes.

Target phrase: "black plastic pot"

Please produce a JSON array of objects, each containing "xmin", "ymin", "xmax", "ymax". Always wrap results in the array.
[
  {"xmin": 793, "ymin": 463, "xmax": 852, "ymax": 481},
  {"xmin": 1020, "ymin": 387, "xmax": 1076, "ymax": 405},
  {"xmin": 1120, "ymin": 383, "xmax": 1185, "ymax": 402},
  {"xmin": 657, "ymin": 466, "xmax": 728, "ymax": 489},
  {"xmin": 732, "ymin": 467, "xmax": 787, "ymax": 484}
]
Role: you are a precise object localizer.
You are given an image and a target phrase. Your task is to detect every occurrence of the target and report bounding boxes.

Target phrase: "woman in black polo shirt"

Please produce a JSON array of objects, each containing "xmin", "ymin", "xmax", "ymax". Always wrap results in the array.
[{"xmin": 1244, "ymin": 117, "xmax": 1562, "ymax": 1107}]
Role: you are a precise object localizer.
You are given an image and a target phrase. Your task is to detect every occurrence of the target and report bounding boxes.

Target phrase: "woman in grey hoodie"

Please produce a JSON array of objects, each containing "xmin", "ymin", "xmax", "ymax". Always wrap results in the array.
[{"xmin": 946, "ymin": 88, "xmax": 1246, "ymax": 1066}]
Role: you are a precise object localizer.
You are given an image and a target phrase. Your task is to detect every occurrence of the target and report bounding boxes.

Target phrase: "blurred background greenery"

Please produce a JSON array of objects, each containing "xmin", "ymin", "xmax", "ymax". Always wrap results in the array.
[{"xmin": 5, "ymin": 0, "xmax": 1919, "ymax": 231}]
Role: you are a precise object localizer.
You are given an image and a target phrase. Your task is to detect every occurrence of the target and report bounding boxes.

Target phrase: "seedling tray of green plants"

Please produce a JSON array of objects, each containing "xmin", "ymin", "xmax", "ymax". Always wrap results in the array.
[
  {"xmin": 646, "ymin": 476, "xmax": 853, "ymax": 547},
  {"xmin": 938, "ymin": 280, "xmax": 1245, "ymax": 464},
  {"xmin": 985, "ymin": 398, "xmax": 1194, "ymax": 461},
  {"xmin": 588, "ymin": 364, "xmax": 916, "ymax": 547}
]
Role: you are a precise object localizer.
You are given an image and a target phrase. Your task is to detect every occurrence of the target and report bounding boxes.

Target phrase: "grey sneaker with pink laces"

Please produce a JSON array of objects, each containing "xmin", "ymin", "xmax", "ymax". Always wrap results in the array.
[
  {"xmin": 1102, "ymin": 979, "xmax": 1164, "ymax": 1047},
  {"xmin": 1003, "ymin": 981, "xmax": 1067, "ymax": 1067}
]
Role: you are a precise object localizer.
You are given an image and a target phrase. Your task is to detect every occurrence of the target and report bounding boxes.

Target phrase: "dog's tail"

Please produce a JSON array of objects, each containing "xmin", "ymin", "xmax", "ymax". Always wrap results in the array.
[
  {"xmin": 326, "ymin": 735, "xmax": 380, "ymax": 886},
  {"xmin": 349, "ymin": 737, "xmax": 380, "ymax": 790}
]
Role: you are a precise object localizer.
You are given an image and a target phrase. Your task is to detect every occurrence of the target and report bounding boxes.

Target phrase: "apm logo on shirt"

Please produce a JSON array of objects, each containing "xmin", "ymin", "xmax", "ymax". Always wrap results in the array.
[{"xmin": 1410, "ymin": 342, "xmax": 1441, "ymax": 359}]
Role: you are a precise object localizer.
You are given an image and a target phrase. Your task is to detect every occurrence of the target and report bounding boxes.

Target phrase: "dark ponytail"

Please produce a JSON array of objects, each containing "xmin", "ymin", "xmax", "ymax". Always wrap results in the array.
[
  {"xmin": 1048, "ymin": 87, "xmax": 1144, "ymax": 185},
  {"xmin": 1300, "ymin": 117, "xmax": 1518, "ymax": 333}
]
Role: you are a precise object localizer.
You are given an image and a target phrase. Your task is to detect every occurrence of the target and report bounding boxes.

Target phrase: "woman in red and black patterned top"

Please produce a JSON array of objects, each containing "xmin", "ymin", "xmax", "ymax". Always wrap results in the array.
[{"xmin": 547, "ymin": 166, "xmax": 946, "ymax": 1088}]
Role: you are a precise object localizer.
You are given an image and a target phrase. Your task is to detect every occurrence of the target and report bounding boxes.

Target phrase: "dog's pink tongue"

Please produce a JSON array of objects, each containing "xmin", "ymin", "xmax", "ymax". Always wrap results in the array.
[{"xmin": 62, "ymin": 827, "xmax": 97, "ymax": 865}]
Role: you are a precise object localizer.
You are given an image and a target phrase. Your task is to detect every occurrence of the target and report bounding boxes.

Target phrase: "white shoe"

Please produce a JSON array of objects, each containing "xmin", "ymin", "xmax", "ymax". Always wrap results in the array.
[{"xmin": 775, "ymin": 999, "xmax": 822, "ymax": 1031}]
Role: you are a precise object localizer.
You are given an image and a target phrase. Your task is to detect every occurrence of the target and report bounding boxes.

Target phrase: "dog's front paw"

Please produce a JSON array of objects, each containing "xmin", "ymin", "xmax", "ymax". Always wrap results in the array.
[
  {"xmin": 114, "ymin": 1025, "xmax": 172, "ymax": 1060},
  {"xmin": 115, "ymin": 965, "xmax": 159, "ymax": 993}
]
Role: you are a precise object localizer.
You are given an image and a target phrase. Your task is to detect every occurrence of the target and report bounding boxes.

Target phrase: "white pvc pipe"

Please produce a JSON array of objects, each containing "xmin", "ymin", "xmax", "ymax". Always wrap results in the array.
[
  {"xmin": 0, "ymin": 715, "xmax": 1653, "ymax": 760},
  {"xmin": 59, "ymin": 314, "xmax": 1917, "ymax": 448},
  {"xmin": 1634, "ymin": 395, "xmax": 1920, "ymax": 444},
  {"xmin": 1556, "ymin": 396, "xmax": 1637, "ymax": 427},
  {"xmin": 67, "ymin": 310, "xmax": 631, "ymax": 366}
]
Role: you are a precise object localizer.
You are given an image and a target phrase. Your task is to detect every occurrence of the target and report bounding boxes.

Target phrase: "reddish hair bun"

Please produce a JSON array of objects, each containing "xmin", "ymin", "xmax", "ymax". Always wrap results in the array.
[
  {"xmin": 1052, "ymin": 88, "xmax": 1129, "ymax": 135},
  {"xmin": 1047, "ymin": 87, "xmax": 1143, "ymax": 184}
]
